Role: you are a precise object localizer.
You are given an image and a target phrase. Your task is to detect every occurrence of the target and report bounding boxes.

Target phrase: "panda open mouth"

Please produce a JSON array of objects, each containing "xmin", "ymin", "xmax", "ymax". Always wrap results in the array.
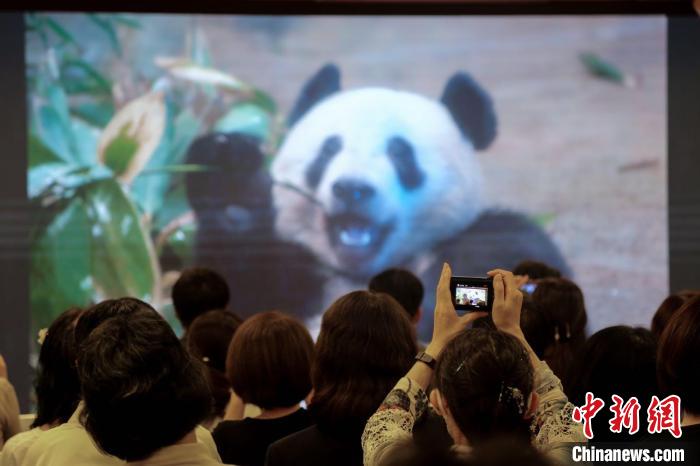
[{"xmin": 327, "ymin": 214, "xmax": 392, "ymax": 263}]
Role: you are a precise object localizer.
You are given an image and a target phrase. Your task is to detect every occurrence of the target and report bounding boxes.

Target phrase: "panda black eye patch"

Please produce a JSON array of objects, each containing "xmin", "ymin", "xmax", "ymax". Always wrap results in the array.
[
  {"xmin": 386, "ymin": 136, "xmax": 425, "ymax": 190},
  {"xmin": 306, "ymin": 135, "xmax": 343, "ymax": 189}
]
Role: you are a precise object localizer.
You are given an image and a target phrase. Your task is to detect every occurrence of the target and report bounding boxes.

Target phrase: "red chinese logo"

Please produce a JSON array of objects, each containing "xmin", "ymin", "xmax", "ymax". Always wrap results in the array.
[
  {"xmin": 647, "ymin": 395, "xmax": 682, "ymax": 438},
  {"xmin": 572, "ymin": 392, "xmax": 605, "ymax": 440},
  {"xmin": 609, "ymin": 395, "xmax": 641, "ymax": 435},
  {"xmin": 572, "ymin": 393, "xmax": 683, "ymax": 439}
]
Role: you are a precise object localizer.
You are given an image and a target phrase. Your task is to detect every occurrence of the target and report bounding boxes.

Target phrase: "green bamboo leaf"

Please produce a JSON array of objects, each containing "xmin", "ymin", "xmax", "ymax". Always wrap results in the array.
[
  {"xmin": 139, "ymin": 164, "xmax": 211, "ymax": 175},
  {"xmin": 72, "ymin": 99, "xmax": 115, "ymax": 127},
  {"xmin": 62, "ymin": 58, "xmax": 112, "ymax": 95},
  {"xmin": 580, "ymin": 52, "xmax": 635, "ymax": 87},
  {"xmin": 215, "ymin": 103, "xmax": 272, "ymax": 141},
  {"xmin": 31, "ymin": 198, "xmax": 93, "ymax": 330},
  {"xmin": 102, "ymin": 125, "xmax": 139, "ymax": 176},
  {"xmin": 83, "ymin": 178, "xmax": 159, "ymax": 302},
  {"xmin": 44, "ymin": 17, "xmax": 78, "ymax": 48},
  {"xmin": 29, "ymin": 133, "xmax": 63, "ymax": 168},
  {"xmin": 250, "ymin": 89, "xmax": 277, "ymax": 114},
  {"xmin": 87, "ymin": 14, "xmax": 121, "ymax": 55}
]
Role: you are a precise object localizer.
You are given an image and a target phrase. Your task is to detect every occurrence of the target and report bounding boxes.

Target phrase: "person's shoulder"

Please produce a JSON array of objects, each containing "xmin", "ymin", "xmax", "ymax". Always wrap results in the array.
[{"xmin": 268, "ymin": 424, "xmax": 319, "ymax": 452}]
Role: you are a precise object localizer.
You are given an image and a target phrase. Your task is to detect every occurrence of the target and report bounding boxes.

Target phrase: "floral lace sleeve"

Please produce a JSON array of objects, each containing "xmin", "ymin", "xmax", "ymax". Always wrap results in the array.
[
  {"xmin": 530, "ymin": 360, "xmax": 587, "ymax": 463},
  {"xmin": 362, "ymin": 377, "xmax": 429, "ymax": 466}
]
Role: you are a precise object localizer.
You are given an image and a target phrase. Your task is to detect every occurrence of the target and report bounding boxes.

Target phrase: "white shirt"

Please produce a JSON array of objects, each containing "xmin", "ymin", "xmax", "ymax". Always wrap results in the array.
[
  {"xmin": 20, "ymin": 405, "xmax": 221, "ymax": 466},
  {"xmin": 0, "ymin": 427, "xmax": 43, "ymax": 466}
]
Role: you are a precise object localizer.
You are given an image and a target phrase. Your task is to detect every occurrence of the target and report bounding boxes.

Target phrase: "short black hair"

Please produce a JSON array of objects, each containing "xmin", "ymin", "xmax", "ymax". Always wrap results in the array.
[
  {"xmin": 227, "ymin": 311, "xmax": 313, "ymax": 410},
  {"xmin": 369, "ymin": 268, "xmax": 424, "ymax": 319},
  {"xmin": 512, "ymin": 260, "xmax": 561, "ymax": 280},
  {"xmin": 74, "ymin": 298, "xmax": 155, "ymax": 351},
  {"xmin": 78, "ymin": 307, "xmax": 211, "ymax": 461},
  {"xmin": 32, "ymin": 307, "xmax": 84, "ymax": 427},
  {"xmin": 172, "ymin": 267, "xmax": 230, "ymax": 328}
]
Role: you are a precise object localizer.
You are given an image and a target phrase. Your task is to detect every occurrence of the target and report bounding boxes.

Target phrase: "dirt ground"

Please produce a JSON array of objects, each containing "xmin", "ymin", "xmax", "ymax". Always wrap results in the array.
[{"xmin": 77, "ymin": 14, "xmax": 670, "ymax": 333}]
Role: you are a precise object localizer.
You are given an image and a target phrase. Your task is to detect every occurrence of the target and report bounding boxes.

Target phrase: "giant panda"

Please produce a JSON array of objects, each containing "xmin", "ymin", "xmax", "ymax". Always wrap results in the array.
[{"xmin": 185, "ymin": 64, "xmax": 570, "ymax": 338}]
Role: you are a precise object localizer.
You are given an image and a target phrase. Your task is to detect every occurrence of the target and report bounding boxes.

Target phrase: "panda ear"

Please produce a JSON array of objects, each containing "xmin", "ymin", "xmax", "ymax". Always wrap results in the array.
[
  {"xmin": 288, "ymin": 63, "xmax": 341, "ymax": 127},
  {"xmin": 440, "ymin": 72, "xmax": 497, "ymax": 151}
]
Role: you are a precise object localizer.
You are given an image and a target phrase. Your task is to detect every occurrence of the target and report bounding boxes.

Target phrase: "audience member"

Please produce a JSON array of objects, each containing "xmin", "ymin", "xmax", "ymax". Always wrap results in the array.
[
  {"xmin": 0, "ymin": 354, "xmax": 20, "ymax": 451},
  {"xmin": 213, "ymin": 311, "xmax": 313, "ymax": 466},
  {"xmin": 362, "ymin": 265, "xmax": 585, "ymax": 466},
  {"xmin": 172, "ymin": 268, "xmax": 230, "ymax": 337},
  {"xmin": 512, "ymin": 260, "xmax": 562, "ymax": 281},
  {"xmin": 79, "ymin": 307, "xmax": 218, "ymax": 465},
  {"xmin": 651, "ymin": 291, "xmax": 698, "ymax": 339},
  {"xmin": 531, "ymin": 277, "xmax": 588, "ymax": 388},
  {"xmin": 186, "ymin": 309, "xmax": 243, "ymax": 429},
  {"xmin": 519, "ymin": 294, "xmax": 554, "ymax": 360},
  {"xmin": 379, "ymin": 435, "xmax": 554, "ymax": 466},
  {"xmin": 0, "ymin": 308, "xmax": 83, "ymax": 465},
  {"xmin": 266, "ymin": 291, "xmax": 417, "ymax": 466},
  {"xmin": 656, "ymin": 295, "xmax": 700, "ymax": 441},
  {"xmin": 567, "ymin": 326, "xmax": 657, "ymax": 443},
  {"xmin": 369, "ymin": 268, "xmax": 424, "ymax": 325},
  {"xmin": 21, "ymin": 298, "xmax": 220, "ymax": 466}
]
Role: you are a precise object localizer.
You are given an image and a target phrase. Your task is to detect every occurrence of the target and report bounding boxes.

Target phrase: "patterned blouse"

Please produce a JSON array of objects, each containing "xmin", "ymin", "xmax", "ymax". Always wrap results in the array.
[{"xmin": 361, "ymin": 360, "xmax": 586, "ymax": 466}]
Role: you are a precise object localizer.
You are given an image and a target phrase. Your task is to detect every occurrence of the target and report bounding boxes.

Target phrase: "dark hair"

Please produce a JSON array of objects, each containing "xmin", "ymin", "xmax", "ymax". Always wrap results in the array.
[
  {"xmin": 512, "ymin": 260, "xmax": 561, "ymax": 280},
  {"xmin": 434, "ymin": 328, "xmax": 533, "ymax": 444},
  {"xmin": 567, "ymin": 326, "xmax": 657, "ymax": 442},
  {"xmin": 311, "ymin": 291, "xmax": 416, "ymax": 433},
  {"xmin": 32, "ymin": 307, "xmax": 84, "ymax": 428},
  {"xmin": 74, "ymin": 297, "xmax": 155, "ymax": 351},
  {"xmin": 519, "ymin": 295, "xmax": 554, "ymax": 360},
  {"xmin": 369, "ymin": 268, "xmax": 424, "ymax": 319},
  {"xmin": 531, "ymin": 278, "xmax": 587, "ymax": 387},
  {"xmin": 227, "ymin": 311, "xmax": 313, "ymax": 410},
  {"xmin": 379, "ymin": 435, "xmax": 551, "ymax": 466},
  {"xmin": 172, "ymin": 267, "xmax": 230, "ymax": 328},
  {"xmin": 186, "ymin": 309, "xmax": 243, "ymax": 418},
  {"xmin": 651, "ymin": 291, "xmax": 699, "ymax": 339},
  {"xmin": 657, "ymin": 295, "xmax": 700, "ymax": 416},
  {"xmin": 79, "ymin": 308, "xmax": 211, "ymax": 461}
]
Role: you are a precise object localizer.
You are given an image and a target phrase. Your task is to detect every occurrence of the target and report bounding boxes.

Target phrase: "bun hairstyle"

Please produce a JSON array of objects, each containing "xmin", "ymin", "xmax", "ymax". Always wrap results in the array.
[{"xmin": 434, "ymin": 328, "xmax": 534, "ymax": 444}]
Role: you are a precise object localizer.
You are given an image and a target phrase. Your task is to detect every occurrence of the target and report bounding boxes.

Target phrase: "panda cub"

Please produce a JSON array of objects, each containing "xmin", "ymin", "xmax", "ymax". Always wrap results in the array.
[{"xmin": 186, "ymin": 64, "xmax": 569, "ymax": 338}]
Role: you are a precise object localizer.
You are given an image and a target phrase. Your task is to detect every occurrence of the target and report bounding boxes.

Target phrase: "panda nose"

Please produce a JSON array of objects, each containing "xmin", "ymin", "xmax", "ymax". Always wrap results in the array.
[{"xmin": 332, "ymin": 179, "xmax": 375, "ymax": 204}]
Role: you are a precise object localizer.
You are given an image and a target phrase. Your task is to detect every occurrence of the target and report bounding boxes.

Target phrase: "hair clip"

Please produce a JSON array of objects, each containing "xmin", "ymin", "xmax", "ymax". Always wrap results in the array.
[{"xmin": 498, "ymin": 381, "xmax": 526, "ymax": 415}]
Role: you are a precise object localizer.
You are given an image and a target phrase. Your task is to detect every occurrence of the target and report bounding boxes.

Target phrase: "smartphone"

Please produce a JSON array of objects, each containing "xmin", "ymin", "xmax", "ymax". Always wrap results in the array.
[{"xmin": 450, "ymin": 276, "xmax": 494, "ymax": 314}]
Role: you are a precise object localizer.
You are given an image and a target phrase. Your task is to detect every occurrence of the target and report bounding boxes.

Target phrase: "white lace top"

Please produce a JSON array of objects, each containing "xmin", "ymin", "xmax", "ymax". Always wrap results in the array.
[{"xmin": 361, "ymin": 360, "xmax": 586, "ymax": 466}]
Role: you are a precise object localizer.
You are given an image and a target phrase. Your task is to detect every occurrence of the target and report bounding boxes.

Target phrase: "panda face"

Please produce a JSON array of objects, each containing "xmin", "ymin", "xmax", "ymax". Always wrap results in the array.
[{"xmin": 272, "ymin": 87, "xmax": 484, "ymax": 277}]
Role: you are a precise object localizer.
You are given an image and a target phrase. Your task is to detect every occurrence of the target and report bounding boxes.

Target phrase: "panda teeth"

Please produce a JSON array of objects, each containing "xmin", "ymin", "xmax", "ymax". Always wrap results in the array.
[{"xmin": 339, "ymin": 227, "xmax": 373, "ymax": 247}]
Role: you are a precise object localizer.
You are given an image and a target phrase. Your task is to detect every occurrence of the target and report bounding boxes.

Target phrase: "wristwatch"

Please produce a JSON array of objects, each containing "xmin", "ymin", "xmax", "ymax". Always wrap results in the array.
[{"xmin": 415, "ymin": 351, "xmax": 437, "ymax": 369}]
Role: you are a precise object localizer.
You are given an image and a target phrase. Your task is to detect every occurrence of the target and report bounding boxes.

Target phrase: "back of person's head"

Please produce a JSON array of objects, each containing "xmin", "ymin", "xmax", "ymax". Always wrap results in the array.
[
  {"xmin": 519, "ymin": 295, "xmax": 554, "ymax": 360},
  {"xmin": 172, "ymin": 267, "xmax": 230, "ymax": 329},
  {"xmin": 567, "ymin": 326, "xmax": 657, "ymax": 442},
  {"xmin": 78, "ymin": 306, "xmax": 211, "ymax": 461},
  {"xmin": 312, "ymin": 291, "xmax": 416, "ymax": 433},
  {"xmin": 531, "ymin": 277, "xmax": 587, "ymax": 386},
  {"xmin": 657, "ymin": 295, "xmax": 700, "ymax": 417},
  {"xmin": 433, "ymin": 328, "xmax": 534, "ymax": 444},
  {"xmin": 369, "ymin": 268, "xmax": 424, "ymax": 321},
  {"xmin": 512, "ymin": 260, "xmax": 561, "ymax": 280},
  {"xmin": 226, "ymin": 310, "xmax": 313, "ymax": 410},
  {"xmin": 651, "ymin": 291, "xmax": 699, "ymax": 339},
  {"xmin": 74, "ymin": 297, "xmax": 155, "ymax": 350},
  {"xmin": 379, "ymin": 435, "xmax": 551, "ymax": 466},
  {"xmin": 32, "ymin": 307, "xmax": 84, "ymax": 428},
  {"xmin": 186, "ymin": 309, "xmax": 243, "ymax": 418}
]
